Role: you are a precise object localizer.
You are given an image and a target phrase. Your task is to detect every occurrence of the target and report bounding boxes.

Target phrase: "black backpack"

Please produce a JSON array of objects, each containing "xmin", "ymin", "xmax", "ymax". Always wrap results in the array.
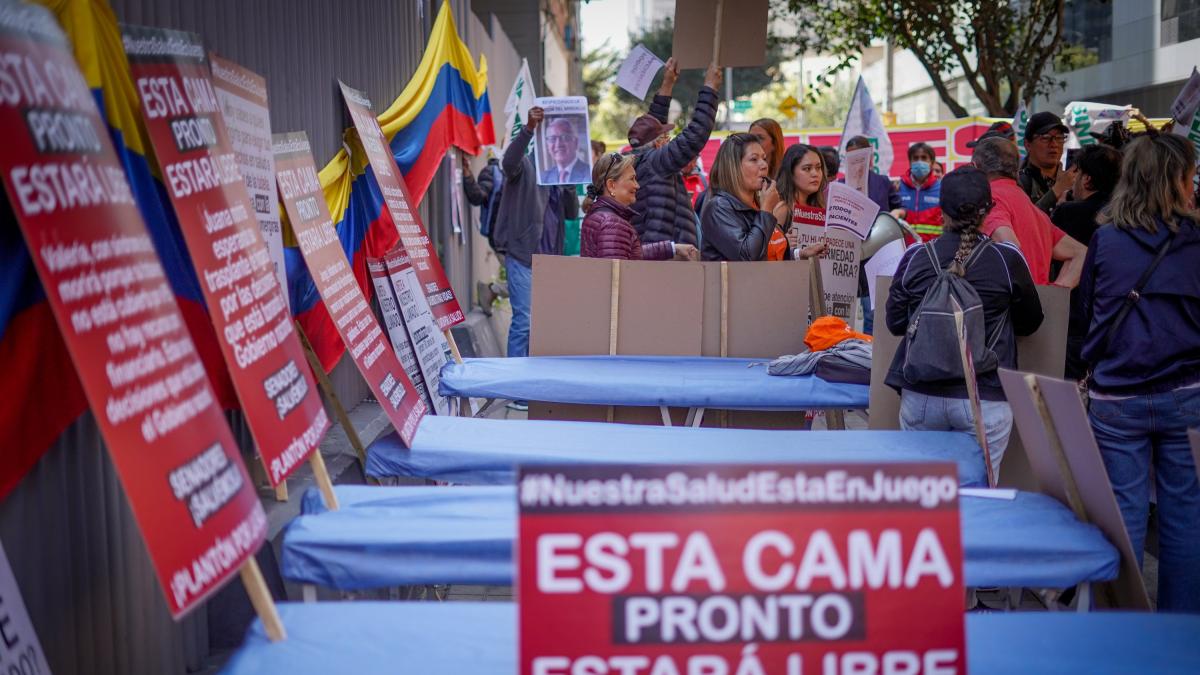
[{"xmin": 902, "ymin": 240, "xmax": 1004, "ymax": 383}]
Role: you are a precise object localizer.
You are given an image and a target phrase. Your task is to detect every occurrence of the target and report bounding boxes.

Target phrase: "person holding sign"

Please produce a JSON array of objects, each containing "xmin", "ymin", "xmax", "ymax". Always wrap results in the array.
[
  {"xmin": 698, "ymin": 133, "xmax": 780, "ymax": 261},
  {"xmin": 580, "ymin": 153, "xmax": 698, "ymax": 261},
  {"xmin": 497, "ymin": 106, "xmax": 579, "ymax": 359},
  {"xmin": 1081, "ymin": 134, "xmax": 1200, "ymax": 612},
  {"xmin": 772, "ymin": 144, "xmax": 830, "ymax": 261},
  {"xmin": 885, "ymin": 167, "xmax": 1044, "ymax": 478}
]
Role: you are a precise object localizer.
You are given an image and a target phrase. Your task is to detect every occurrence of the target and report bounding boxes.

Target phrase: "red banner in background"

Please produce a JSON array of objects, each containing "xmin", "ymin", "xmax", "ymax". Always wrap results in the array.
[
  {"xmin": 274, "ymin": 132, "xmax": 426, "ymax": 445},
  {"xmin": 519, "ymin": 463, "xmax": 966, "ymax": 674},
  {"xmin": 338, "ymin": 81, "xmax": 465, "ymax": 331},
  {"xmin": 0, "ymin": 6, "xmax": 264, "ymax": 618},
  {"xmin": 124, "ymin": 26, "xmax": 328, "ymax": 488}
]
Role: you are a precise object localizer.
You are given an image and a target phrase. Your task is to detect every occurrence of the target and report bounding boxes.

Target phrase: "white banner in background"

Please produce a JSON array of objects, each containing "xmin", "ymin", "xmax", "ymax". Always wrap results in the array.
[{"xmin": 840, "ymin": 76, "xmax": 894, "ymax": 175}]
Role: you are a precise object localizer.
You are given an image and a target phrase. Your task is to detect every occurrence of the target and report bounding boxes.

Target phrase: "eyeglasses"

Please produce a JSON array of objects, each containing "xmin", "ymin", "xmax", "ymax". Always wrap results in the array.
[
  {"xmin": 1034, "ymin": 134, "xmax": 1068, "ymax": 145},
  {"xmin": 546, "ymin": 134, "xmax": 576, "ymax": 144}
]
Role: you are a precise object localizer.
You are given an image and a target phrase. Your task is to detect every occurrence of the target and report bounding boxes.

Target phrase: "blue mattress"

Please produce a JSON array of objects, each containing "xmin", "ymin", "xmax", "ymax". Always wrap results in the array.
[
  {"xmin": 223, "ymin": 602, "xmax": 1200, "ymax": 675},
  {"xmin": 282, "ymin": 486, "xmax": 1118, "ymax": 591},
  {"xmin": 367, "ymin": 416, "xmax": 989, "ymax": 487},
  {"xmin": 440, "ymin": 356, "xmax": 870, "ymax": 409}
]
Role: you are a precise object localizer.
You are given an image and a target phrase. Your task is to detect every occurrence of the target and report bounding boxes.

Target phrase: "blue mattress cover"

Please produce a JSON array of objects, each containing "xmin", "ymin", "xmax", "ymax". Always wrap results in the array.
[
  {"xmin": 440, "ymin": 356, "xmax": 870, "ymax": 409},
  {"xmin": 367, "ymin": 416, "xmax": 989, "ymax": 487},
  {"xmin": 282, "ymin": 486, "xmax": 1118, "ymax": 590},
  {"xmin": 223, "ymin": 602, "xmax": 1200, "ymax": 675}
]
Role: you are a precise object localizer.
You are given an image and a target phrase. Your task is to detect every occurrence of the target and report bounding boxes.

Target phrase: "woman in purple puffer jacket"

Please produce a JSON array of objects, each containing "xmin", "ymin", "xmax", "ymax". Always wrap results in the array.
[{"xmin": 581, "ymin": 153, "xmax": 699, "ymax": 261}]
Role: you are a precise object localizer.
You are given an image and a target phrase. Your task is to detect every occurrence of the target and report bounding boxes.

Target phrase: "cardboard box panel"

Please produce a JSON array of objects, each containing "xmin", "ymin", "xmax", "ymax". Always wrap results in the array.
[
  {"xmin": 868, "ymin": 276, "xmax": 900, "ymax": 430},
  {"xmin": 672, "ymin": 0, "xmax": 769, "ymax": 69},
  {"xmin": 530, "ymin": 255, "xmax": 613, "ymax": 356},
  {"xmin": 615, "ymin": 260, "xmax": 704, "ymax": 356}
]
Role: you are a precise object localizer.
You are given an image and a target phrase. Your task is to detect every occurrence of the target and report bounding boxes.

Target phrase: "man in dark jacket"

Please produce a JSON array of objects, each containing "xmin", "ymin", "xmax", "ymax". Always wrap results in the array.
[
  {"xmin": 1051, "ymin": 144, "xmax": 1119, "ymax": 379},
  {"xmin": 1019, "ymin": 111, "xmax": 1075, "ymax": 215},
  {"xmin": 494, "ymin": 107, "xmax": 578, "ymax": 361},
  {"xmin": 629, "ymin": 59, "xmax": 722, "ymax": 248}
]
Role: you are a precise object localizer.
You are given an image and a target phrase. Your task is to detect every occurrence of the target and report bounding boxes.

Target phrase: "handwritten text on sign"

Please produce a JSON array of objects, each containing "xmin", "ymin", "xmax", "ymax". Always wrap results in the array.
[{"xmin": 518, "ymin": 463, "xmax": 966, "ymax": 675}]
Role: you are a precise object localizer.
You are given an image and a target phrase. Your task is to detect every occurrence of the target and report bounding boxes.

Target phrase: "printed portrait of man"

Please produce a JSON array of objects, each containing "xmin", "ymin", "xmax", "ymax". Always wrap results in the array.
[{"xmin": 537, "ymin": 115, "xmax": 591, "ymax": 185}]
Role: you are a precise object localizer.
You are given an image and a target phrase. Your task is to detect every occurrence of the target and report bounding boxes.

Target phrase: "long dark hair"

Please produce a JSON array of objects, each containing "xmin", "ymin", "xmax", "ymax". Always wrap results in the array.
[{"xmin": 776, "ymin": 144, "xmax": 828, "ymax": 209}]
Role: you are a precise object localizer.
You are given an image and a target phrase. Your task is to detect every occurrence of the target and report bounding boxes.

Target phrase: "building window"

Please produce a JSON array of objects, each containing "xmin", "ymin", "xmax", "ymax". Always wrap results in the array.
[
  {"xmin": 1163, "ymin": 0, "xmax": 1200, "ymax": 45},
  {"xmin": 1057, "ymin": 0, "xmax": 1112, "ymax": 71}
]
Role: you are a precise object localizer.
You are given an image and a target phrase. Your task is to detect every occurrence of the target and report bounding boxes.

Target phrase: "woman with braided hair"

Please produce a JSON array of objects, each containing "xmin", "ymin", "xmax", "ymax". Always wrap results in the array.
[
  {"xmin": 884, "ymin": 167, "xmax": 1044, "ymax": 476},
  {"xmin": 581, "ymin": 153, "xmax": 699, "ymax": 261}
]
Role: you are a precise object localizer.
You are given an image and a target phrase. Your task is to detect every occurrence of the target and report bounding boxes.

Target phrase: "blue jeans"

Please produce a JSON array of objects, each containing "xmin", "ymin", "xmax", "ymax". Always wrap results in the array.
[
  {"xmin": 860, "ymin": 296, "xmax": 874, "ymax": 335},
  {"xmin": 505, "ymin": 257, "xmax": 532, "ymax": 358},
  {"xmin": 899, "ymin": 390, "xmax": 1013, "ymax": 481},
  {"xmin": 1089, "ymin": 386, "xmax": 1200, "ymax": 612}
]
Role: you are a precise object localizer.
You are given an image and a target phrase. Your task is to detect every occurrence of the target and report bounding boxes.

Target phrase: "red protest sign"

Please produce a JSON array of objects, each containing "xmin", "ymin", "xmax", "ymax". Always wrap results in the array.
[
  {"xmin": 273, "ymin": 131, "xmax": 427, "ymax": 445},
  {"xmin": 123, "ymin": 25, "xmax": 329, "ymax": 487},
  {"xmin": 519, "ymin": 463, "xmax": 966, "ymax": 674},
  {"xmin": 338, "ymin": 81, "xmax": 465, "ymax": 330},
  {"xmin": 0, "ymin": 5, "xmax": 264, "ymax": 617}
]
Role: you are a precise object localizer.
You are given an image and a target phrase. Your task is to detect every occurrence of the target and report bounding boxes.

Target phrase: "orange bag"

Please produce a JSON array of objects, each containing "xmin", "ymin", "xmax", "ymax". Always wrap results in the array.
[{"xmin": 804, "ymin": 316, "xmax": 872, "ymax": 352}]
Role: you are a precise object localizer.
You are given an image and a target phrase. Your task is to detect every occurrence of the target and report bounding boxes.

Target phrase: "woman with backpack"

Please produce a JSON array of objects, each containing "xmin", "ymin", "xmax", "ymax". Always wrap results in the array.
[
  {"xmin": 1081, "ymin": 134, "xmax": 1200, "ymax": 612},
  {"xmin": 580, "ymin": 153, "xmax": 698, "ymax": 261},
  {"xmin": 885, "ymin": 167, "xmax": 1044, "ymax": 477}
]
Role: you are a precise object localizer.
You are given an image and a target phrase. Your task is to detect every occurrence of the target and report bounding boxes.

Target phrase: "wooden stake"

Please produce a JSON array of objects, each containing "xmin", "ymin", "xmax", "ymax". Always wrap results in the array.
[
  {"xmin": 294, "ymin": 321, "xmax": 368, "ymax": 469},
  {"xmin": 1025, "ymin": 375, "xmax": 1087, "ymax": 520},
  {"xmin": 712, "ymin": 0, "xmax": 724, "ymax": 65},
  {"xmin": 309, "ymin": 450, "xmax": 339, "ymax": 511},
  {"xmin": 240, "ymin": 557, "xmax": 286, "ymax": 642},
  {"xmin": 809, "ymin": 258, "xmax": 827, "ymax": 316},
  {"xmin": 954, "ymin": 305, "xmax": 995, "ymax": 487},
  {"xmin": 607, "ymin": 260, "xmax": 621, "ymax": 423},
  {"xmin": 720, "ymin": 262, "xmax": 729, "ymax": 428},
  {"xmin": 444, "ymin": 329, "xmax": 464, "ymax": 364},
  {"xmin": 273, "ymin": 482, "xmax": 288, "ymax": 502}
]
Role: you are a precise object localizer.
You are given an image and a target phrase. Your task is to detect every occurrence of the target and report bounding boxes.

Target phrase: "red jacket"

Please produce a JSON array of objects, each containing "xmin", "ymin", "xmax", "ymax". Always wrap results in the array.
[{"xmin": 581, "ymin": 196, "xmax": 675, "ymax": 260}]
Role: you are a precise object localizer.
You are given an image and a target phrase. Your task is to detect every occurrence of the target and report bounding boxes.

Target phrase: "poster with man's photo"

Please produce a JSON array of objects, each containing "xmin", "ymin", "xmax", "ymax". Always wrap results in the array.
[{"xmin": 534, "ymin": 96, "xmax": 593, "ymax": 186}]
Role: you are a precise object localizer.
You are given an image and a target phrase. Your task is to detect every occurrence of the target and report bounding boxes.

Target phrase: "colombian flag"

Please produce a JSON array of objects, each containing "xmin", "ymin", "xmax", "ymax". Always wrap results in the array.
[
  {"xmin": 291, "ymin": 0, "xmax": 493, "ymax": 371},
  {"xmin": 0, "ymin": 0, "xmax": 238, "ymax": 498}
]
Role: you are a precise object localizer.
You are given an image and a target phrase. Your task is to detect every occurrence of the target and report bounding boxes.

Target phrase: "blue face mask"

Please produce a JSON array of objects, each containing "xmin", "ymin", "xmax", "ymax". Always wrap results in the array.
[{"xmin": 910, "ymin": 160, "xmax": 931, "ymax": 181}]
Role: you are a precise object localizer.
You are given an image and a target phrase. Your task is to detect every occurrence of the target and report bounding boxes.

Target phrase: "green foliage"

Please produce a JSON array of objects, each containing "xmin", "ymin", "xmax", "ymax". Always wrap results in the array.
[{"xmin": 777, "ymin": 0, "xmax": 1071, "ymax": 117}]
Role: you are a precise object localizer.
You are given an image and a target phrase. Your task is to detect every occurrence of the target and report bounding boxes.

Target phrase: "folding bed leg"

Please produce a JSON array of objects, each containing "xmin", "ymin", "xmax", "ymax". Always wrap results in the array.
[
  {"xmin": 1075, "ymin": 583, "xmax": 1092, "ymax": 612},
  {"xmin": 690, "ymin": 408, "xmax": 706, "ymax": 427},
  {"xmin": 660, "ymin": 406, "xmax": 673, "ymax": 427},
  {"xmin": 827, "ymin": 409, "xmax": 847, "ymax": 430},
  {"xmin": 302, "ymin": 584, "xmax": 317, "ymax": 603},
  {"xmin": 474, "ymin": 398, "xmax": 500, "ymax": 418}
]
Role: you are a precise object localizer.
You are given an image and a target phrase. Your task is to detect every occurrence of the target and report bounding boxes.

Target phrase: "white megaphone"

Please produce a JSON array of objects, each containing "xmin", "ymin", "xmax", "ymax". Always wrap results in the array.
[{"xmin": 862, "ymin": 210, "xmax": 920, "ymax": 260}]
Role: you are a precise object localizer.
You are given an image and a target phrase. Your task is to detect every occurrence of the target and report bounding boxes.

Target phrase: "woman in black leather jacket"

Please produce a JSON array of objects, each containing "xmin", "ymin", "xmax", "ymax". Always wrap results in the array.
[{"xmin": 698, "ymin": 133, "xmax": 782, "ymax": 261}]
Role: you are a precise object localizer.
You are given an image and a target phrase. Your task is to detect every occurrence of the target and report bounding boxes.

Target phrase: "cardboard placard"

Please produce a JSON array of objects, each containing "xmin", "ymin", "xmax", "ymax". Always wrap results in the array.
[
  {"xmin": 0, "ymin": 8, "xmax": 265, "ymax": 617},
  {"xmin": 867, "ymin": 277, "xmax": 901, "ymax": 430},
  {"xmin": 338, "ymin": 81, "xmax": 465, "ymax": 330},
  {"xmin": 382, "ymin": 248, "xmax": 453, "ymax": 416},
  {"xmin": 671, "ymin": 0, "xmax": 769, "ymax": 69},
  {"xmin": 274, "ymin": 131, "xmax": 426, "ymax": 445},
  {"xmin": 519, "ymin": 462, "xmax": 966, "ymax": 674},
  {"xmin": 209, "ymin": 53, "xmax": 288, "ymax": 314},
  {"xmin": 367, "ymin": 257, "xmax": 433, "ymax": 411},
  {"xmin": 124, "ymin": 26, "xmax": 328, "ymax": 488},
  {"xmin": 616, "ymin": 44, "xmax": 665, "ymax": 100},
  {"xmin": 999, "ymin": 371, "xmax": 1152, "ymax": 610},
  {"xmin": 790, "ymin": 219, "xmax": 860, "ymax": 323}
]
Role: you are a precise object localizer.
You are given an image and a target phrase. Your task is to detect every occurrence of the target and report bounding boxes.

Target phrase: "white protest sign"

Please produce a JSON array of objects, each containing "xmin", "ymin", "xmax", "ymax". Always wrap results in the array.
[
  {"xmin": 504, "ymin": 59, "xmax": 536, "ymax": 147},
  {"xmin": 615, "ymin": 44, "xmax": 665, "ymax": 100},
  {"xmin": 533, "ymin": 96, "xmax": 593, "ymax": 186},
  {"xmin": 1170, "ymin": 67, "xmax": 1200, "ymax": 124},
  {"xmin": 840, "ymin": 76, "xmax": 894, "ymax": 175},
  {"xmin": 1063, "ymin": 101, "xmax": 1131, "ymax": 147},
  {"xmin": 384, "ymin": 250, "xmax": 452, "ymax": 416},
  {"xmin": 843, "ymin": 146, "xmax": 872, "ymax": 194},
  {"xmin": 865, "ymin": 238, "xmax": 906, "ymax": 308},
  {"xmin": 210, "ymin": 54, "xmax": 289, "ymax": 313},
  {"xmin": 367, "ymin": 258, "xmax": 433, "ymax": 411},
  {"xmin": 0, "ymin": 541, "xmax": 52, "ymax": 675},
  {"xmin": 449, "ymin": 151, "xmax": 465, "ymax": 237},
  {"xmin": 826, "ymin": 181, "xmax": 881, "ymax": 240}
]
